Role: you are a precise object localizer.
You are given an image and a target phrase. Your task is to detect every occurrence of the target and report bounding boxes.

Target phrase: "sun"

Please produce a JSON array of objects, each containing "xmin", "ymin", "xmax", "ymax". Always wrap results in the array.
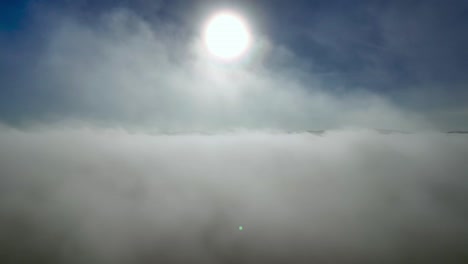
[{"xmin": 204, "ymin": 12, "xmax": 251, "ymax": 60}]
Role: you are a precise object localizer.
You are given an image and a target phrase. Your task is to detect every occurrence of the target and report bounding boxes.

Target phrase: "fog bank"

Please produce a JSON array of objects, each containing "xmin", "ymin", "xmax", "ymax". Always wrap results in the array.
[{"xmin": 0, "ymin": 128, "xmax": 467, "ymax": 263}]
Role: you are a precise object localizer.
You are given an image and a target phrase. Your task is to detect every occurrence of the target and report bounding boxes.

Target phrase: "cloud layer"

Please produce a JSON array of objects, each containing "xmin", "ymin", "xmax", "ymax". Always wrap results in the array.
[{"xmin": 1, "ymin": 127, "xmax": 467, "ymax": 263}]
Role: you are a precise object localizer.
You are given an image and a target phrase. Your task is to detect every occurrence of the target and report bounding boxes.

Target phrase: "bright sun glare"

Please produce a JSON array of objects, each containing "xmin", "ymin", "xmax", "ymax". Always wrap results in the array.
[{"xmin": 204, "ymin": 12, "xmax": 251, "ymax": 60}]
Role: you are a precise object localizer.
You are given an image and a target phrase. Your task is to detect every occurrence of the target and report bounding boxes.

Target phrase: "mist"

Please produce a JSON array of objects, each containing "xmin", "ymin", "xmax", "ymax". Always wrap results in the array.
[{"xmin": 0, "ymin": 127, "xmax": 467, "ymax": 263}]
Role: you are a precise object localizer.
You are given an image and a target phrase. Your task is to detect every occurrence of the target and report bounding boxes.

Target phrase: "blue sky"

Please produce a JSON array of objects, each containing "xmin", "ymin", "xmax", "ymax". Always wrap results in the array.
[{"xmin": 1, "ymin": 0, "xmax": 468, "ymax": 130}]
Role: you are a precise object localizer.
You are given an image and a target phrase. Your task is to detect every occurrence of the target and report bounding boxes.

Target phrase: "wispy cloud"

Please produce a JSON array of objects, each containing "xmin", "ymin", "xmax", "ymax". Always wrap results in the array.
[{"xmin": 0, "ymin": 8, "xmax": 432, "ymax": 131}]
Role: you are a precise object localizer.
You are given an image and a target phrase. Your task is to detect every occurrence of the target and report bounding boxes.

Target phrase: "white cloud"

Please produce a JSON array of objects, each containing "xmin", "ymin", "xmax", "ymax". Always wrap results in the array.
[{"xmin": 0, "ymin": 127, "xmax": 467, "ymax": 263}]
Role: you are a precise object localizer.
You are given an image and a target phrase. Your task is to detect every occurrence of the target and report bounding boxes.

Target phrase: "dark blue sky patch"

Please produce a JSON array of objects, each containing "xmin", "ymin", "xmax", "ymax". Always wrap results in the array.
[{"xmin": 0, "ymin": 0, "xmax": 32, "ymax": 33}]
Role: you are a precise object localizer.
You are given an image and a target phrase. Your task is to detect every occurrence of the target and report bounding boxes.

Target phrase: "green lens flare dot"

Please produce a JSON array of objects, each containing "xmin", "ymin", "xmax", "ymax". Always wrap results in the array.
[{"xmin": 239, "ymin": 226, "xmax": 243, "ymax": 231}]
